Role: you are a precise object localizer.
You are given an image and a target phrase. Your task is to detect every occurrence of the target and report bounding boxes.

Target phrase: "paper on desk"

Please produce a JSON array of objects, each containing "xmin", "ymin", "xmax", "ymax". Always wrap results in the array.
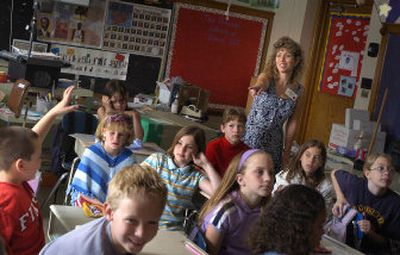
[
  {"xmin": 131, "ymin": 143, "xmax": 165, "ymax": 156},
  {"xmin": 69, "ymin": 133, "xmax": 96, "ymax": 143}
]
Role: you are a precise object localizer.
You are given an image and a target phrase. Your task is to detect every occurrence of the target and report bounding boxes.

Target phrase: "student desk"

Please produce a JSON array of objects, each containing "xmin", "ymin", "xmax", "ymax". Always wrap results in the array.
[
  {"xmin": 47, "ymin": 206, "xmax": 359, "ymax": 255},
  {"xmin": 321, "ymin": 234, "xmax": 364, "ymax": 255},
  {"xmin": 47, "ymin": 205, "xmax": 199, "ymax": 254},
  {"xmin": 0, "ymin": 82, "xmax": 93, "ymax": 127},
  {"xmin": 0, "ymin": 106, "xmax": 40, "ymax": 126},
  {"xmin": 139, "ymin": 109, "xmax": 219, "ymax": 150},
  {"xmin": 71, "ymin": 133, "xmax": 165, "ymax": 162}
]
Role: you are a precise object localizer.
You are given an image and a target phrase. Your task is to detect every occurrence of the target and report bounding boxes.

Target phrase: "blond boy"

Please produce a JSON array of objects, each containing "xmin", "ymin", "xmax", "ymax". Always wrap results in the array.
[
  {"xmin": 0, "ymin": 86, "xmax": 78, "ymax": 255},
  {"xmin": 40, "ymin": 165, "xmax": 167, "ymax": 255},
  {"xmin": 205, "ymin": 108, "xmax": 249, "ymax": 176}
]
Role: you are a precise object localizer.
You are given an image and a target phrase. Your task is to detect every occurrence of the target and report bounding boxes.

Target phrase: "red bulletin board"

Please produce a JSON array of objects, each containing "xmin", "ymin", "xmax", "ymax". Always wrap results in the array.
[
  {"xmin": 319, "ymin": 14, "xmax": 370, "ymax": 98},
  {"xmin": 166, "ymin": 1, "xmax": 273, "ymax": 106}
]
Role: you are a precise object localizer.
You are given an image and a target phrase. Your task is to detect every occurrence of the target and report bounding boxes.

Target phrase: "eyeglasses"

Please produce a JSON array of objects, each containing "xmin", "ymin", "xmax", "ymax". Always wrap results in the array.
[{"xmin": 369, "ymin": 165, "xmax": 396, "ymax": 174}]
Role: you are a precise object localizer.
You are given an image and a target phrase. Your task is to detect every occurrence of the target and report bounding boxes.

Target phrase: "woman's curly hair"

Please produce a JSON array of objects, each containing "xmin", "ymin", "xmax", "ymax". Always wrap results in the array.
[
  {"xmin": 263, "ymin": 36, "xmax": 304, "ymax": 84},
  {"xmin": 249, "ymin": 184, "xmax": 325, "ymax": 255}
]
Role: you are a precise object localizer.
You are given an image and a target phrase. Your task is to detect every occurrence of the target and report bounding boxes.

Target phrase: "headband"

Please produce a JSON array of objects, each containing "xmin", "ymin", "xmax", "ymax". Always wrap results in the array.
[
  {"xmin": 237, "ymin": 149, "xmax": 260, "ymax": 172},
  {"xmin": 106, "ymin": 113, "xmax": 131, "ymax": 125}
]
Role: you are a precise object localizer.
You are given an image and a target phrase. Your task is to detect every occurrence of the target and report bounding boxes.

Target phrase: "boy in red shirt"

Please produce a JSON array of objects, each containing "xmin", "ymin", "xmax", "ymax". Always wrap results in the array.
[
  {"xmin": 0, "ymin": 86, "xmax": 77, "ymax": 255},
  {"xmin": 205, "ymin": 108, "xmax": 249, "ymax": 177}
]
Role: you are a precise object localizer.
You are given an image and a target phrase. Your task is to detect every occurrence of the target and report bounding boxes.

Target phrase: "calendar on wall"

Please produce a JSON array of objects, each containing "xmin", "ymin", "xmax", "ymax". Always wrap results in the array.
[{"xmin": 102, "ymin": 1, "xmax": 171, "ymax": 58}]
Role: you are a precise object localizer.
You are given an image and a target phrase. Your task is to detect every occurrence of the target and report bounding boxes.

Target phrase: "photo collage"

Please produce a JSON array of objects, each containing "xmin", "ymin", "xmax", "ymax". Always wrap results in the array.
[{"xmin": 102, "ymin": 1, "xmax": 171, "ymax": 58}]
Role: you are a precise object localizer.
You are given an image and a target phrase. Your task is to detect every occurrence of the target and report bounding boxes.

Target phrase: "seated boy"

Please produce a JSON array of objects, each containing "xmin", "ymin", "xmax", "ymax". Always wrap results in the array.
[
  {"xmin": 40, "ymin": 165, "xmax": 167, "ymax": 254},
  {"xmin": 0, "ymin": 86, "xmax": 78, "ymax": 255},
  {"xmin": 331, "ymin": 153, "xmax": 400, "ymax": 254},
  {"xmin": 205, "ymin": 108, "xmax": 249, "ymax": 176}
]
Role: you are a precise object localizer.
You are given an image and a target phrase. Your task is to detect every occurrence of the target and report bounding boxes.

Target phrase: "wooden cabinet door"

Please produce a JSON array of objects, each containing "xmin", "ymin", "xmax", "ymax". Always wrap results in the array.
[{"xmin": 300, "ymin": 1, "xmax": 373, "ymax": 144}]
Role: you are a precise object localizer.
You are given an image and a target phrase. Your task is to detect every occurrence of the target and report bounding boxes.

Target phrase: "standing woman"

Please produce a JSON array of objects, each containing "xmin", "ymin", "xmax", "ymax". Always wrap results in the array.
[{"xmin": 244, "ymin": 36, "xmax": 304, "ymax": 173}]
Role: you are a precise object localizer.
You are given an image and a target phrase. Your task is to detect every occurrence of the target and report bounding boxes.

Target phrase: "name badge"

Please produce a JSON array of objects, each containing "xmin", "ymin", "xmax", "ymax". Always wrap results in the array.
[{"xmin": 285, "ymin": 88, "xmax": 298, "ymax": 101}]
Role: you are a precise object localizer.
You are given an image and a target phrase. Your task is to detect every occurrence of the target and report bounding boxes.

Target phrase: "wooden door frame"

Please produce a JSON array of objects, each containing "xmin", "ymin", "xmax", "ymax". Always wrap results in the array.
[
  {"xmin": 298, "ymin": 0, "xmax": 374, "ymax": 144},
  {"xmin": 368, "ymin": 23, "xmax": 400, "ymax": 117}
]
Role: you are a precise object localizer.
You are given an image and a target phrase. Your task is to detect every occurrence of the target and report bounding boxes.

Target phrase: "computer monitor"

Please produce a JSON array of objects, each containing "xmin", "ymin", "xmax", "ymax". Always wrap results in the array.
[{"xmin": 8, "ymin": 57, "xmax": 65, "ymax": 89}]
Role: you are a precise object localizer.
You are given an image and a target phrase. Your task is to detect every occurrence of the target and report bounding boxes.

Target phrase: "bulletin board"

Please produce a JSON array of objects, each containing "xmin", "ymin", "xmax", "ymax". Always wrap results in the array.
[
  {"xmin": 37, "ymin": 0, "xmax": 106, "ymax": 48},
  {"xmin": 165, "ymin": 0, "xmax": 273, "ymax": 107},
  {"xmin": 102, "ymin": 1, "xmax": 171, "ymax": 58},
  {"xmin": 38, "ymin": 0, "xmax": 171, "ymax": 86},
  {"xmin": 319, "ymin": 14, "xmax": 370, "ymax": 98}
]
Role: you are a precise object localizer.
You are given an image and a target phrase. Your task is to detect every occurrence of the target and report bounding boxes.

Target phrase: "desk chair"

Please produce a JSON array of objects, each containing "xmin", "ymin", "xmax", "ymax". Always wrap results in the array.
[
  {"xmin": 47, "ymin": 111, "xmax": 97, "ymax": 206},
  {"xmin": 40, "ymin": 157, "xmax": 80, "ymax": 211},
  {"xmin": 7, "ymin": 79, "xmax": 31, "ymax": 127},
  {"xmin": 183, "ymin": 208, "xmax": 208, "ymax": 253}
]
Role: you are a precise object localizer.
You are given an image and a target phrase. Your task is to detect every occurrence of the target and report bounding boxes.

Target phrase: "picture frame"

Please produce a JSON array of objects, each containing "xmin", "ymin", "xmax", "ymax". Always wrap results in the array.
[{"xmin": 12, "ymin": 39, "xmax": 48, "ymax": 53}]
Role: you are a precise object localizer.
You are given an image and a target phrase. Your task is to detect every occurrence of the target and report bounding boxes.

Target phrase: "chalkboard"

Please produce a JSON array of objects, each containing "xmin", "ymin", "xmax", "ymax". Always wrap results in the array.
[
  {"xmin": 165, "ymin": 0, "xmax": 273, "ymax": 107},
  {"xmin": 126, "ymin": 54, "xmax": 161, "ymax": 95}
]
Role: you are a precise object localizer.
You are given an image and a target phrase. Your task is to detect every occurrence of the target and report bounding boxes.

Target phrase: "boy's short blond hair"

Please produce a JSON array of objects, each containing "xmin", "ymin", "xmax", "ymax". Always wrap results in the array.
[
  {"xmin": 222, "ymin": 108, "xmax": 246, "ymax": 125},
  {"xmin": 95, "ymin": 113, "xmax": 134, "ymax": 146},
  {"xmin": 105, "ymin": 165, "xmax": 167, "ymax": 211},
  {"xmin": 0, "ymin": 126, "xmax": 38, "ymax": 170}
]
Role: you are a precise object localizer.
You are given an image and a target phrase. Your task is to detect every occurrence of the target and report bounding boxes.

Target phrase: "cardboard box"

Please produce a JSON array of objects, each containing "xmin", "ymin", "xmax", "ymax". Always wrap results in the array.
[
  {"xmin": 329, "ymin": 123, "xmax": 386, "ymax": 153},
  {"xmin": 353, "ymin": 119, "xmax": 380, "ymax": 133},
  {"xmin": 345, "ymin": 108, "xmax": 369, "ymax": 129}
]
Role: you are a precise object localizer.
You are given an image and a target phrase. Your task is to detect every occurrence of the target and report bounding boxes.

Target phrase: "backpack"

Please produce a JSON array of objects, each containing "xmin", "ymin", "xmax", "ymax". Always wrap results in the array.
[{"xmin": 325, "ymin": 206, "xmax": 359, "ymax": 243}]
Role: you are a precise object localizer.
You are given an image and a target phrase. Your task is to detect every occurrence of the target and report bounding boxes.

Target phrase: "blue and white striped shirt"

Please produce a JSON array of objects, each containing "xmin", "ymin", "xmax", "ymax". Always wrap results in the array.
[{"xmin": 69, "ymin": 142, "xmax": 136, "ymax": 204}]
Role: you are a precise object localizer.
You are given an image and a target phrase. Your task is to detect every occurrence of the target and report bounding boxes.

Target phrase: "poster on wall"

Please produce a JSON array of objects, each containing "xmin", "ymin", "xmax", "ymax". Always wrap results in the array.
[
  {"xmin": 37, "ymin": 0, "xmax": 106, "ymax": 48},
  {"xmin": 102, "ymin": 1, "xmax": 171, "ymax": 58},
  {"xmin": 50, "ymin": 44, "xmax": 129, "ymax": 80},
  {"xmin": 319, "ymin": 14, "xmax": 370, "ymax": 98}
]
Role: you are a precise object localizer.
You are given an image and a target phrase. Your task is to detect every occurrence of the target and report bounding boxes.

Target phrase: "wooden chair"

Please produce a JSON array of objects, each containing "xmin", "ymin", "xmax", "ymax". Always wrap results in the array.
[{"xmin": 7, "ymin": 79, "xmax": 31, "ymax": 127}]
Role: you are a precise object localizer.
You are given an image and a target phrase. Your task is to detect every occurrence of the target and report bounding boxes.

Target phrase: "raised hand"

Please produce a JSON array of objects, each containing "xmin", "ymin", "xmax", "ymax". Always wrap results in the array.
[
  {"xmin": 50, "ymin": 85, "xmax": 79, "ymax": 115},
  {"xmin": 192, "ymin": 152, "xmax": 212, "ymax": 171}
]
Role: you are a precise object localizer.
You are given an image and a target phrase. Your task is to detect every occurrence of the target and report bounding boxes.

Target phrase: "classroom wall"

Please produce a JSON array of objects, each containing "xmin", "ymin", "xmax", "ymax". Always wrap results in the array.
[
  {"xmin": 353, "ymin": 3, "xmax": 381, "ymax": 110},
  {"xmin": 214, "ymin": 0, "xmax": 315, "ymax": 77},
  {"xmin": 229, "ymin": 0, "xmax": 380, "ymax": 112},
  {"xmin": 266, "ymin": 0, "xmax": 312, "ymax": 60}
]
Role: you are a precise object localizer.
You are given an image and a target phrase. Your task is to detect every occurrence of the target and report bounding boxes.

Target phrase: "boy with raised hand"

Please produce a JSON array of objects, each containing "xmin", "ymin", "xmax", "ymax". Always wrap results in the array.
[
  {"xmin": 40, "ymin": 165, "xmax": 167, "ymax": 255},
  {"xmin": 0, "ymin": 86, "xmax": 78, "ymax": 255},
  {"xmin": 205, "ymin": 108, "xmax": 249, "ymax": 177}
]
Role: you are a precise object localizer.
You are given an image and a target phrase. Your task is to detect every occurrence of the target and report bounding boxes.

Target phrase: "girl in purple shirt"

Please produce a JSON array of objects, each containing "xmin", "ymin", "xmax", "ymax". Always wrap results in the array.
[{"xmin": 198, "ymin": 149, "xmax": 275, "ymax": 255}]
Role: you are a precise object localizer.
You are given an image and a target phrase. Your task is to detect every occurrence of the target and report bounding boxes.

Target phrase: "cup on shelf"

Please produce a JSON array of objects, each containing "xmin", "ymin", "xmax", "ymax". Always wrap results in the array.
[{"xmin": 36, "ymin": 97, "xmax": 56, "ymax": 113}]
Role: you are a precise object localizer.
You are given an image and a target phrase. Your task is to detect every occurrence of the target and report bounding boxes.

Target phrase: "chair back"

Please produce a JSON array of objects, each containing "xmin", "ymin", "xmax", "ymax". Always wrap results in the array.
[
  {"xmin": 7, "ymin": 79, "xmax": 31, "ymax": 118},
  {"xmin": 51, "ymin": 111, "xmax": 98, "ymax": 176},
  {"xmin": 184, "ymin": 209, "xmax": 208, "ymax": 252}
]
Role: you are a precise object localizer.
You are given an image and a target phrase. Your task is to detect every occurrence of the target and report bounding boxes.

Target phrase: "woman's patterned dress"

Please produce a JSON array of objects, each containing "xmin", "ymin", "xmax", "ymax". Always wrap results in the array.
[{"xmin": 244, "ymin": 81, "xmax": 302, "ymax": 173}]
